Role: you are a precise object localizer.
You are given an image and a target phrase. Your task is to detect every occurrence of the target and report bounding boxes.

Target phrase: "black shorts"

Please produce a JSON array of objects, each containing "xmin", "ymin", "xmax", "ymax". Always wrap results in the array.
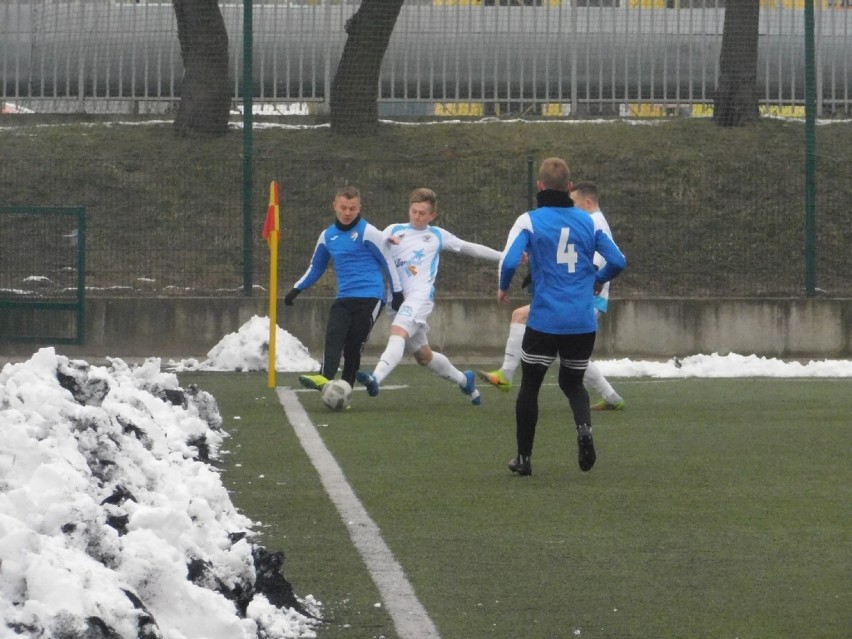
[
  {"xmin": 521, "ymin": 327, "xmax": 596, "ymax": 370},
  {"xmin": 327, "ymin": 297, "xmax": 384, "ymax": 342}
]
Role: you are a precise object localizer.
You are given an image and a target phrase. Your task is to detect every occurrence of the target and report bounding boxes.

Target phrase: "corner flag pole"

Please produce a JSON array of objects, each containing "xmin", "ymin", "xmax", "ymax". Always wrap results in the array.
[{"xmin": 262, "ymin": 180, "xmax": 281, "ymax": 387}]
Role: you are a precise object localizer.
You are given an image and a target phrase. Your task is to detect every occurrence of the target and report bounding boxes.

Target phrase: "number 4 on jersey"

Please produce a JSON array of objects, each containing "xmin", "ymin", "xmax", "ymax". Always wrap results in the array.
[{"xmin": 557, "ymin": 227, "xmax": 578, "ymax": 272}]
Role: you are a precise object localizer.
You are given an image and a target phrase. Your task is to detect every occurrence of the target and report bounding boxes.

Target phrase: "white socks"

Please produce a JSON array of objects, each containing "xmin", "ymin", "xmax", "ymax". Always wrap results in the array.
[
  {"xmin": 584, "ymin": 361, "xmax": 622, "ymax": 404},
  {"xmin": 373, "ymin": 336, "xmax": 466, "ymax": 388},
  {"xmin": 501, "ymin": 322, "xmax": 526, "ymax": 382},
  {"xmin": 373, "ymin": 334, "xmax": 406, "ymax": 384},
  {"xmin": 426, "ymin": 351, "xmax": 466, "ymax": 386}
]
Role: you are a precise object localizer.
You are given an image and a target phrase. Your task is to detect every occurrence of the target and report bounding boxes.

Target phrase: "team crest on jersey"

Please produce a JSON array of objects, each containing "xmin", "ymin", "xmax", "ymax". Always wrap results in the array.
[
  {"xmin": 396, "ymin": 249, "xmax": 425, "ymax": 278},
  {"xmin": 350, "ymin": 231, "xmax": 358, "ymax": 241}
]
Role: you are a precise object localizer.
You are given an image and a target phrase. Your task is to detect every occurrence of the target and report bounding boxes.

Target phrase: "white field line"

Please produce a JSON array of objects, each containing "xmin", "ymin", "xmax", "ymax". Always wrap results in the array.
[
  {"xmin": 275, "ymin": 387, "xmax": 441, "ymax": 639},
  {"xmin": 291, "ymin": 383, "xmax": 409, "ymax": 394}
]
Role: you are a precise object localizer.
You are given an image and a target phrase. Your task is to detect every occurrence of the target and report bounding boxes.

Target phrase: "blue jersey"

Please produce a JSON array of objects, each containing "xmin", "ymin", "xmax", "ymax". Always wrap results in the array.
[
  {"xmin": 293, "ymin": 217, "xmax": 401, "ymax": 299},
  {"xmin": 499, "ymin": 204, "xmax": 626, "ymax": 335}
]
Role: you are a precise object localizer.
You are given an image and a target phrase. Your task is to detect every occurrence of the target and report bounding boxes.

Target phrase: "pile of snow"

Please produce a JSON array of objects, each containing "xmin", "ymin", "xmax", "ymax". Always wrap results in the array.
[
  {"xmin": 168, "ymin": 316, "xmax": 852, "ymax": 378},
  {"xmin": 1, "ymin": 102, "xmax": 34, "ymax": 114},
  {"xmin": 596, "ymin": 352, "xmax": 852, "ymax": 378},
  {"xmin": 0, "ymin": 348, "xmax": 320, "ymax": 639},
  {"xmin": 170, "ymin": 316, "xmax": 319, "ymax": 373}
]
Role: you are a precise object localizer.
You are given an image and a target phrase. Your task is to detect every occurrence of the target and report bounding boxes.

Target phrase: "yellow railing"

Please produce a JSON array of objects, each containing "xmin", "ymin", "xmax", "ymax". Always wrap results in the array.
[
  {"xmin": 629, "ymin": 1, "xmax": 844, "ymax": 7},
  {"xmin": 432, "ymin": 1, "xmax": 850, "ymax": 8}
]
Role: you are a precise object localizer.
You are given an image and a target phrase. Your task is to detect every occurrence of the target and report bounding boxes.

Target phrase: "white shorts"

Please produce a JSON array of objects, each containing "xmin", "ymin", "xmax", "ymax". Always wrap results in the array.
[{"xmin": 390, "ymin": 298, "xmax": 433, "ymax": 353}]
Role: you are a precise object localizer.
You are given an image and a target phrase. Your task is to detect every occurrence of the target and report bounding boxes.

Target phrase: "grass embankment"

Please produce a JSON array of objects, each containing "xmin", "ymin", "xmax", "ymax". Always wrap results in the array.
[{"xmin": 2, "ymin": 117, "xmax": 851, "ymax": 297}]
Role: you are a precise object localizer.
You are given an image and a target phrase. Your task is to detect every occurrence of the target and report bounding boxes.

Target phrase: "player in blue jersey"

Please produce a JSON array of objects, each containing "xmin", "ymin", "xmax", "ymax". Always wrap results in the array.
[
  {"xmin": 480, "ymin": 181, "xmax": 626, "ymax": 410},
  {"xmin": 284, "ymin": 186, "xmax": 404, "ymax": 391},
  {"xmin": 356, "ymin": 188, "xmax": 502, "ymax": 405},
  {"xmin": 498, "ymin": 158, "xmax": 626, "ymax": 476}
]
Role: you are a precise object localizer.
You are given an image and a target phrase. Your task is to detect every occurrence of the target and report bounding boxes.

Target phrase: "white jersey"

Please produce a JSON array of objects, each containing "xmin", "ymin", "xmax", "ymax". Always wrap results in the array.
[
  {"xmin": 590, "ymin": 209, "xmax": 614, "ymax": 305},
  {"xmin": 384, "ymin": 223, "xmax": 502, "ymax": 301}
]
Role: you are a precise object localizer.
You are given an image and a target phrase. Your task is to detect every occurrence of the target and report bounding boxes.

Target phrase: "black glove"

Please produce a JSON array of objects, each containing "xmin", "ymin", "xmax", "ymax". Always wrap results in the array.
[
  {"xmin": 284, "ymin": 288, "xmax": 301, "ymax": 306},
  {"xmin": 391, "ymin": 291, "xmax": 405, "ymax": 311}
]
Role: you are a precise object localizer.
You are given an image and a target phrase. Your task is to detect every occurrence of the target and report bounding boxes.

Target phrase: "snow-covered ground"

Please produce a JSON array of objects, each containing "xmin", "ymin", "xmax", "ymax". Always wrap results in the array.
[
  {"xmin": 0, "ymin": 318, "xmax": 322, "ymax": 639},
  {"xmin": 2, "ymin": 315, "xmax": 850, "ymax": 638}
]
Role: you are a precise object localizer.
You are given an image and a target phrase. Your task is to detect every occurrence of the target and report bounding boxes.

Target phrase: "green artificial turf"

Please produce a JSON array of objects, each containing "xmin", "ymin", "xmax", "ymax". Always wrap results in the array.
[{"xmin": 179, "ymin": 369, "xmax": 852, "ymax": 639}]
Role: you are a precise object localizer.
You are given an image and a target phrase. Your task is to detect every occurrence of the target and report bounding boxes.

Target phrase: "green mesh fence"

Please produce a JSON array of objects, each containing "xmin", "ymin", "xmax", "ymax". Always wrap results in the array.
[
  {"xmin": 0, "ymin": 206, "xmax": 86, "ymax": 343},
  {"xmin": 1, "ymin": 149, "xmax": 849, "ymax": 300}
]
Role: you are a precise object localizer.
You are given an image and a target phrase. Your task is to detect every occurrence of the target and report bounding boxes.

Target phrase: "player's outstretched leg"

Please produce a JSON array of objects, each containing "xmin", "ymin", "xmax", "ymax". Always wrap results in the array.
[
  {"xmin": 591, "ymin": 397, "xmax": 625, "ymax": 411},
  {"xmin": 460, "ymin": 370, "xmax": 482, "ymax": 405},
  {"xmin": 477, "ymin": 369, "xmax": 512, "ymax": 392},
  {"xmin": 480, "ymin": 319, "xmax": 524, "ymax": 392},
  {"xmin": 586, "ymin": 361, "xmax": 624, "ymax": 410},
  {"xmin": 424, "ymin": 352, "xmax": 481, "ymax": 406},
  {"xmin": 355, "ymin": 371, "xmax": 379, "ymax": 397}
]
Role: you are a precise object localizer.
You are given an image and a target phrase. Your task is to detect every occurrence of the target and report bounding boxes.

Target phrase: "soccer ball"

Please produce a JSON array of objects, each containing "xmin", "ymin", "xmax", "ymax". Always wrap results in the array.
[{"xmin": 321, "ymin": 379, "xmax": 352, "ymax": 411}]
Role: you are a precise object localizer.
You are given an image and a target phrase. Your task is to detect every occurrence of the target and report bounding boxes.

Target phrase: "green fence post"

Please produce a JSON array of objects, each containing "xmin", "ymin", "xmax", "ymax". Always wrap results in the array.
[
  {"xmin": 804, "ymin": 0, "xmax": 816, "ymax": 296},
  {"xmin": 242, "ymin": 0, "xmax": 254, "ymax": 295},
  {"xmin": 76, "ymin": 207, "xmax": 86, "ymax": 345}
]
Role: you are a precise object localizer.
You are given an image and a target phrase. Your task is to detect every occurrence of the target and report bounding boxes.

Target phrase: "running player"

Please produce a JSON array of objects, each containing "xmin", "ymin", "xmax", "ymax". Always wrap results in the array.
[
  {"xmin": 498, "ymin": 159, "xmax": 626, "ymax": 476},
  {"xmin": 480, "ymin": 181, "xmax": 625, "ymax": 411}
]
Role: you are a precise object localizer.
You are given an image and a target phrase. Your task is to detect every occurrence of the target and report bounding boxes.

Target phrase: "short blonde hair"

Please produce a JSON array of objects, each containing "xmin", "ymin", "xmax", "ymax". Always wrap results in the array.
[
  {"xmin": 409, "ymin": 187, "xmax": 437, "ymax": 211},
  {"xmin": 538, "ymin": 157, "xmax": 572, "ymax": 191}
]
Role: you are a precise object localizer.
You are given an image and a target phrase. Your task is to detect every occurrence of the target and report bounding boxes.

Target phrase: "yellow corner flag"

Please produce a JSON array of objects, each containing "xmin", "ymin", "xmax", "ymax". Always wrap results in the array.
[{"xmin": 263, "ymin": 180, "xmax": 281, "ymax": 387}]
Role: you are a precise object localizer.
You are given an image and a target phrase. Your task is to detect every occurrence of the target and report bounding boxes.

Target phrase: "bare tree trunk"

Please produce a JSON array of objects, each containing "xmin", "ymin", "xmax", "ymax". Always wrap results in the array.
[
  {"xmin": 330, "ymin": 0, "xmax": 405, "ymax": 135},
  {"xmin": 713, "ymin": 0, "xmax": 760, "ymax": 127},
  {"xmin": 172, "ymin": 0, "xmax": 230, "ymax": 136}
]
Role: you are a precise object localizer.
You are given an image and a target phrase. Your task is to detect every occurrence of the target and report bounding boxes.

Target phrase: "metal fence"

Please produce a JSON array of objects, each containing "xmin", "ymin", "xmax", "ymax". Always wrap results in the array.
[
  {"xmin": 1, "ymin": 150, "xmax": 850, "ymax": 301},
  {"xmin": 0, "ymin": 206, "xmax": 86, "ymax": 343},
  {"xmin": 2, "ymin": 0, "xmax": 851, "ymax": 117}
]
